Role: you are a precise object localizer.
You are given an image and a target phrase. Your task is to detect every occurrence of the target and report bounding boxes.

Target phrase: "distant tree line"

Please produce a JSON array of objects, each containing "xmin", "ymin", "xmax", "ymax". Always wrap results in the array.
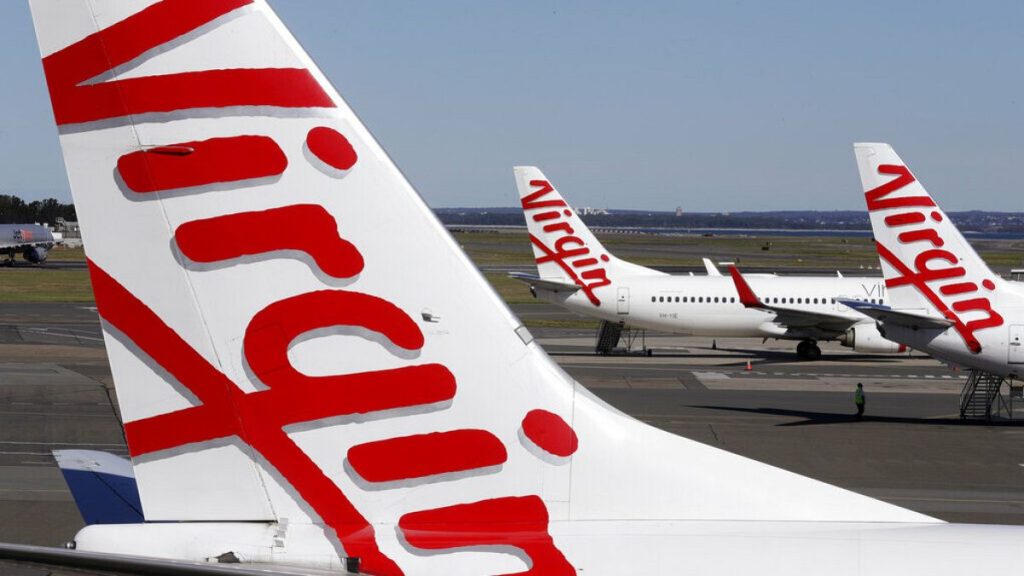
[
  {"xmin": 436, "ymin": 208, "xmax": 1024, "ymax": 233},
  {"xmin": 0, "ymin": 195, "xmax": 76, "ymax": 225}
]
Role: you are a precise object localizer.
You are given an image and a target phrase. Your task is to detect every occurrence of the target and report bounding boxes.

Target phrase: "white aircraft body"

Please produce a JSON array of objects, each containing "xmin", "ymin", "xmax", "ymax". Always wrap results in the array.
[
  {"xmin": 848, "ymin": 143, "xmax": 1024, "ymax": 379},
  {"xmin": 513, "ymin": 167, "xmax": 902, "ymax": 359},
  {"xmin": 26, "ymin": 1, "xmax": 1024, "ymax": 574}
]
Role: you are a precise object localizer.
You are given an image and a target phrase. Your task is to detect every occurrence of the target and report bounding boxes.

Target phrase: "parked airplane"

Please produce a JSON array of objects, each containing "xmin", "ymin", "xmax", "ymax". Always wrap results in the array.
[
  {"xmin": 0, "ymin": 223, "xmax": 54, "ymax": 265},
  {"xmin": 27, "ymin": 1, "xmax": 1023, "ymax": 574},
  {"xmin": 513, "ymin": 166, "xmax": 902, "ymax": 359},
  {"xmin": 845, "ymin": 143, "xmax": 1024, "ymax": 391}
]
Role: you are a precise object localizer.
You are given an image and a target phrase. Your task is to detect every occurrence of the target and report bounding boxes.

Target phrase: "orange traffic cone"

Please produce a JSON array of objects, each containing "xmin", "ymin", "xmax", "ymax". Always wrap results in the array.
[{"xmin": 745, "ymin": 360, "xmax": 752, "ymax": 371}]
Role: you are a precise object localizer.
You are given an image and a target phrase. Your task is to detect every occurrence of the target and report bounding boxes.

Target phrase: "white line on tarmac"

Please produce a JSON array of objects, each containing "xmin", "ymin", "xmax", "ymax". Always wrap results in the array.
[{"xmin": 22, "ymin": 329, "xmax": 103, "ymax": 342}]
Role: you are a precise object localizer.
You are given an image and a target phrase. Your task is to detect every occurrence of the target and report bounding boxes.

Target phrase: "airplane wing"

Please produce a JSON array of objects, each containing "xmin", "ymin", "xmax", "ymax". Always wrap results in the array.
[
  {"xmin": 837, "ymin": 298, "xmax": 954, "ymax": 330},
  {"xmin": 729, "ymin": 265, "xmax": 858, "ymax": 331},
  {"xmin": 508, "ymin": 271, "xmax": 583, "ymax": 293}
]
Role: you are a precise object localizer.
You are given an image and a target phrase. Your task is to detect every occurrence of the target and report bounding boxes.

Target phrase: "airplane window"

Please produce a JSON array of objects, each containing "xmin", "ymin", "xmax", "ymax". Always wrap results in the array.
[
  {"xmin": 683, "ymin": 297, "xmax": 688, "ymax": 303},
  {"xmin": 880, "ymin": 298, "xmax": 884, "ymax": 305},
  {"xmin": 675, "ymin": 296, "xmax": 680, "ymax": 303},
  {"xmin": 797, "ymin": 298, "xmax": 803, "ymax": 304},
  {"xmin": 714, "ymin": 297, "xmax": 719, "ymax": 303},
  {"xmin": 659, "ymin": 296, "xmax": 664, "ymax": 302},
  {"xmin": 651, "ymin": 296, "xmax": 656, "ymax": 302},
  {"xmin": 813, "ymin": 298, "xmax": 818, "ymax": 304},
  {"xmin": 730, "ymin": 297, "xmax": 735, "ymax": 303},
  {"xmin": 831, "ymin": 298, "xmax": 836, "ymax": 304},
  {"xmin": 699, "ymin": 297, "xmax": 704, "ymax": 303}
]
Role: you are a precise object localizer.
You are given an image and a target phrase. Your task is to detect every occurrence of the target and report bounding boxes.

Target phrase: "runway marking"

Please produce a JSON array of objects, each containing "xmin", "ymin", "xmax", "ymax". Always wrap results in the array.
[
  {"xmin": 0, "ymin": 410, "xmax": 116, "ymax": 418},
  {"xmin": 884, "ymin": 495, "xmax": 1024, "ymax": 505},
  {"xmin": 693, "ymin": 371, "xmax": 729, "ymax": 380},
  {"xmin": 21, "ymin": 328, "xmax": 104, "ymax": 343},
  {"xmin": 0, "ymin": 489, "xmax": 67, "ymax": 494},
  {"xmin": 0, "ymin": 441, "xmax": 124, "ymax": 446}
]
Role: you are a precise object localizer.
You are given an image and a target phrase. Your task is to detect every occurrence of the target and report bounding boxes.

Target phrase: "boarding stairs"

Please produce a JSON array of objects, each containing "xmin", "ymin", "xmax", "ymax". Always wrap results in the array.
[
  {"xmin": 595, "ymin": 321, "xmax": 624, "ymax": 355},
  {"xmin": 959, "ymin": 370, "xmax": 1010, "ymax": 421},
  {"xmin": 595, "ymin": 321, "xmax": 650, "ymax": 355}
]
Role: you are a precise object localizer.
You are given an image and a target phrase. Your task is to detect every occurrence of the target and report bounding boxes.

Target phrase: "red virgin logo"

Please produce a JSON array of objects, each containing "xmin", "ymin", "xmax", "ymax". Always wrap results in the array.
[
  {"xmin": 867, "ymin": 165, "xmax": 1003, "ymax": 353},
  {"xmin": 521, "ymin": 180, "xmax": 611, "ymax": 306},
  {"xmin": 50, "ymin": 2, "xmax": 578, "ymax": 574}
]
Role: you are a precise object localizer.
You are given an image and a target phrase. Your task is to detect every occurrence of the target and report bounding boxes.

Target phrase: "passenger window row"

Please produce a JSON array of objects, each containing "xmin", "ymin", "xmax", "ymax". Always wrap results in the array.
[
  {"xmin": 649, "ymin": 295, "xmax": 885, "ymax": 305},
  {"xmin": 651, "ymin": 296, "xmax": 736, "ymax": 304}
]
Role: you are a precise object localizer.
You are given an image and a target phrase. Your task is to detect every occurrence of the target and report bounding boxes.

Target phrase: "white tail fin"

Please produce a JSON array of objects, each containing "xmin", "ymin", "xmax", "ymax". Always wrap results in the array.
[
  {"xmin": 854, "ymin": 143, "xmax": 1007, "ymax": 354},
  {"xmin": 514, "ymin": 166, "xmax": 663, "ymax": 306},
  {"xmin": 29, "ymin": 3, "xmax": 933, "ymax": 573}
]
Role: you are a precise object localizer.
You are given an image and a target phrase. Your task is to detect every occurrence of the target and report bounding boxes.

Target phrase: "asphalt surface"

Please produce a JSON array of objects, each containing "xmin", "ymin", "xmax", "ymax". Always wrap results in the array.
[{"xmin": 0, "ymin": 301, "xmax": 1023, "ymax": 565}]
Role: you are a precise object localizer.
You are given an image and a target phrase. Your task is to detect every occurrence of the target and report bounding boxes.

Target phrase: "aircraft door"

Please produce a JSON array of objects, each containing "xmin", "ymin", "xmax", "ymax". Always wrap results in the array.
[
  {"xmin": 1009, "ymin": 325, "xmax": 1024, "ymax": 364},
  {"xmin": 617, "ymin": 287, "xmax": 629, "ymax": 315}
]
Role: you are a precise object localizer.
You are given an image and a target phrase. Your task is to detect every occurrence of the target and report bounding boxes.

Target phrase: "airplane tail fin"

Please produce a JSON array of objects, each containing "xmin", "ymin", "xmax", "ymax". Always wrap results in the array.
[
  {"xmin": 854, "ymin": 143, "xmax": 1008, "ymax": 353},
  {"xmin": 29, "ymin": 2, "xmax": 933, "ymax": 572},
  {"xmin": 514, "ymin": 166, "xmax": 663, "ymax": 306}
]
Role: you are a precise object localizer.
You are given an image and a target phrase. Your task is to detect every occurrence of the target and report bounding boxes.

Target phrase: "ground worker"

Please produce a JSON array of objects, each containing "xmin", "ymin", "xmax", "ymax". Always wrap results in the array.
[{"xmin": 855, "ymin": 383, "xmax": 865, "ymax": 420}]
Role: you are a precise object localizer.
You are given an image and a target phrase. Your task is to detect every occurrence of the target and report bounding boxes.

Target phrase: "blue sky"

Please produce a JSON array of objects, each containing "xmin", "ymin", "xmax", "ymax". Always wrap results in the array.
[{"xmin": 1, "ymin": 1, "xmax": 1022, "ymax": 211}]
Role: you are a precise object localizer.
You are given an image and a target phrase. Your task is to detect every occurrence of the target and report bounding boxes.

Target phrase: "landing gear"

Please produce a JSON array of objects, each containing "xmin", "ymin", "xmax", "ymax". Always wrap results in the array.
[{"xmin": 796, "ymin": 340, "xmax": 821, "ymax": 361}]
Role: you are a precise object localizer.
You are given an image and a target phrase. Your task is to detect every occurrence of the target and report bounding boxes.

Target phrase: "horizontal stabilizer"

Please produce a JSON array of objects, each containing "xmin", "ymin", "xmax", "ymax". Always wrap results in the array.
[
  {"xmin": 508, "ymin": 271, "xmax": 582, "ymax": 293},
  {"xmin": 838, "ymin": 299, "xmax": 954, "ymax": 330},
  {"xmin": 53, "ymin": 450, "xmax": 143, "ymax": 525}
]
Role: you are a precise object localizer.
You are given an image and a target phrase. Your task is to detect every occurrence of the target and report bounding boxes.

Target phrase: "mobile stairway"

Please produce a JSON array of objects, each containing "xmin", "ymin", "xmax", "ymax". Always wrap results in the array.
[
  {"xmin": 595, "ymin": 321, "xmax": 651, "ymax": 356},
  {"xmin": 959, "ymin": 369, "xmax": 1011, "ymax": 421}
]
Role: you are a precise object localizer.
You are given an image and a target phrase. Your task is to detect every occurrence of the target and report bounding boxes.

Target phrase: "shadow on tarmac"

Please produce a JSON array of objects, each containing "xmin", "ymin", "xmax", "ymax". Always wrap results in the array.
[
  {"xmin": 549, "ymin": 345, "xmax": 915, "ymax": 365},
  {"xmin": 713, "ymin": 347, "xmax": 914, "ymax": 365},
  {"xmin": 692, "ymin": 405, "xmax": 1024, "ymax": 427}
]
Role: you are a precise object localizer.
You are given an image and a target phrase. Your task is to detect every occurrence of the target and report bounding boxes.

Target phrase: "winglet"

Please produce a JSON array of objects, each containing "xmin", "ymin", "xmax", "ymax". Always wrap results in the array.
[
  {"xmin": 729, "ymin": 265, "xmax": 761, "ymax": 308},
  {"xmin": 702, "ymin": 258, "xmax": 722, "ymax": 276}
]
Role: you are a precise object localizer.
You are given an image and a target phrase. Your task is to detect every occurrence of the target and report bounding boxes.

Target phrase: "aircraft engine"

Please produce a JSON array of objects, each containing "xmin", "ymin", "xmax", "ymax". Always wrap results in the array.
[
  {"xmin": 23, "ymin": 246, "xmax": 48, "ymax": 264},
  {"xmin": 840, "ymin": 323, "xmax": 905, "ymax": 354}
]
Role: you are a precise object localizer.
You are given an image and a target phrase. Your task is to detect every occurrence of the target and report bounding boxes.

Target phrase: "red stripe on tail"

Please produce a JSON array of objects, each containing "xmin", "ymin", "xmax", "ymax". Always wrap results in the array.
[
  {"xmin": 117, "ymin": 136, "xmax": 287, "ymax": 193},
  {"xmin": 41, "ymin": 0, "xmax": 333, "ymax": 126},
  {"xmin": 348, "ymin": 430, "xmax": 507, "ymax": 483},
  {"xmin": 175, "ymin": 204, "xmax": 364, "ymax": 279},
  {"xmin": 399, "ymin": 496, "xmax": 574, "ymax": 576},
  {"xmin": 864, "ymin": 165, "xmax": 935, "ymax": 212}
]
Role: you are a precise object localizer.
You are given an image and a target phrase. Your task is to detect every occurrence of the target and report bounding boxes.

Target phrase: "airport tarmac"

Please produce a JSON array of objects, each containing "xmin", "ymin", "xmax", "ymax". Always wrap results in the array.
[{"xmin": 0, "ymin": 301, "xmax": 1023, "ymax": 555}]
